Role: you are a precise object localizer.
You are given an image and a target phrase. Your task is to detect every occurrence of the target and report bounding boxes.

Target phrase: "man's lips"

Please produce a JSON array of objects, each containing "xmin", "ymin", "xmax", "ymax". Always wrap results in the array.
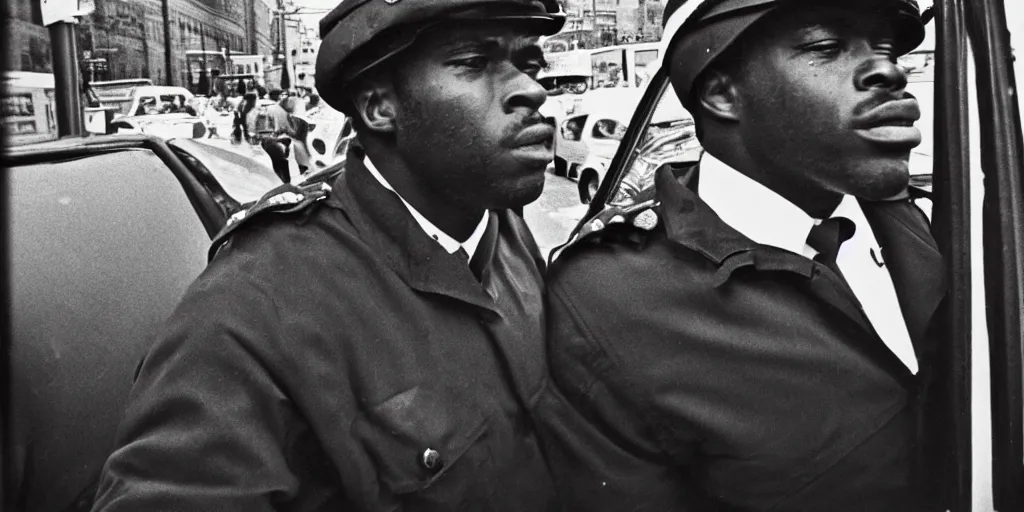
[
  {"xmin": 852, "ymin": 98, "xmax": 922, "ymax": 147},
  {"xmin": 511, "ymin": 123, "xmax": 555, "ymax": 148},
  {"xmin": 853, "ymin": 98, "xmax": 922, "ymax": 128}
]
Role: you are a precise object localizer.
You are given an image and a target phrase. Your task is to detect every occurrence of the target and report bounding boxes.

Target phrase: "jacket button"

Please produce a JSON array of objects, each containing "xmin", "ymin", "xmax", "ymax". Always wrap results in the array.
[{"xmin": 421, "ymin": 448, "xmax": 443, "ymax": 472}]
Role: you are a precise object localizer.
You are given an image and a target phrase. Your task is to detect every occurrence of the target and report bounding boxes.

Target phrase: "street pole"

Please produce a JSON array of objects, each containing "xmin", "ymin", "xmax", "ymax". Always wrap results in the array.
[
  {"xmin": 141, "ymin": 17, "xmax": 151, "ymax": 79},
  {"xmin": 638, "ymin": 0, "xmax": 646, "ymax": 42},
  {"xmin": 162, "ymin": 0, "xmax": 173, "ymax": 85},
  {"xmin": 591, "ymin": 0, "xmax": 599, "ymax": 47},
  {"xmin": 48, "ymin": 21, "xmax": 83, "ymax": 136},
  {"xmin": 278, "ymin": 0, "xmax": 291, "ymax": 90}
]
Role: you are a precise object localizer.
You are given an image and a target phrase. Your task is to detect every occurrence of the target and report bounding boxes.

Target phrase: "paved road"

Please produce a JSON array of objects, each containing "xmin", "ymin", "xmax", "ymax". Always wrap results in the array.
[{"xmin": 524, "ymin": 173, "xmax": 588, "ymax": 259}]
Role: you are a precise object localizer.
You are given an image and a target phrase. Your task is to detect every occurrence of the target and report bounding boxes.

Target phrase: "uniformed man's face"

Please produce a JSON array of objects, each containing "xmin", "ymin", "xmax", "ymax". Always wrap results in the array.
[
  {"xmin": 730, "ymin": 5, "xmax": 921, "ymax": 201},
  {"xmin": 390, "ymin": 22, "xmax": 553, "ymax": 210}
]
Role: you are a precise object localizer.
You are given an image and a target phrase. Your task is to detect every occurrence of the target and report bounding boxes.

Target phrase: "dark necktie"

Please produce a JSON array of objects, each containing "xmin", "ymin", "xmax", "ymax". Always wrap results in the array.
[
  {"xmin": 807, "ymin": 217, "xmax": 856, "ymax": 276},
  {"xmin": 455, "ymin": 246, "xmax": 482, "ymax": 281}
]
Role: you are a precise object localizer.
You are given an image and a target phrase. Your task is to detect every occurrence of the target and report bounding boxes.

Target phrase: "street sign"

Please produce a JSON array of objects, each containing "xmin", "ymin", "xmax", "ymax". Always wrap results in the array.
[{"xmin": 40, "ymin": 0, "xmax": 95, "ymax": 27}]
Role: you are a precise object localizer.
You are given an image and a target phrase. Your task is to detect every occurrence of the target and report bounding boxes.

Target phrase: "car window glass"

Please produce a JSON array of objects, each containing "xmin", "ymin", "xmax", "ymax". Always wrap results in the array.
[
  {"xmin": 591, "ymin": 49, "xmax": 625, "ymax": 88},
  {"xmin": 607, "ymin": 79, "xmax": 701, "ymax": 207},
  {"xmin": 92, "ymin": 86, "xmax": 135, "ymax": 99},
  {"xmin": 9, "ymin": 149, "xmax": 211, "ymax": 510},
  {"xmin": 592, "ymin": 119, "xmax": 627, "ymax": 141},
  {"xmin": 634, "ymin": 49, "xmax": 660, "ymax": 87},
  {"xmin": 169, "ymin": 139, "xmax": 281, "ymax": 211},
  {"xmin": 561, "ymin": 115, "xmax": 588, "ymax": 141},
  {"xmin": 107, "ymin": 99, "xmax": 133, "ymax": 116}
]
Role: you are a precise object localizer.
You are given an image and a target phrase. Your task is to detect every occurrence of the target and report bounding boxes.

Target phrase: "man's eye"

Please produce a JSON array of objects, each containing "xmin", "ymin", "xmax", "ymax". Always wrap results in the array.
[
  {"xmin": 519, "ymin": 59, "xmax": 548, "ymax": 75},
  {"xmin": 803, "ymin": 40, "xmax": 842, "ymax": 56},
  {"xmin": 453, "ymin": 56, "xmax": 488, "ymax": 69}
]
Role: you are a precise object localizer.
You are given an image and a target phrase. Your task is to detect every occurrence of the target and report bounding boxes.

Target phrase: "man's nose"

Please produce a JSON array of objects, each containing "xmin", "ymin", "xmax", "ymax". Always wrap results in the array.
[
  {"xmin": 853, "ymin": 50, "xmax": 909, "ymax": 93},
  {"xmin": 503, "ymin": 66, "xmax": 548, "ymax": 113}
]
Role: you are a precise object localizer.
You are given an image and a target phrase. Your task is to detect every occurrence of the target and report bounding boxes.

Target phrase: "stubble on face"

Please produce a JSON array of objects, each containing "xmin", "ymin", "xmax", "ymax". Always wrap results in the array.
[{"xmin": 389, "ymin": 22, "xmax": 551, "ymax": 211}]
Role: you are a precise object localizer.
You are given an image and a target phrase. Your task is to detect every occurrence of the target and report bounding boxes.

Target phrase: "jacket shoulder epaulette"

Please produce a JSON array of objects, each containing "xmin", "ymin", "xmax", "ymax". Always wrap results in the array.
[
  {"xmin": 208, "ymin": 177, "xmax": 335, "ymax": 262},
  {"xmin": 549, "ymin": 198, "xmax": 661, "ymax": 264}
]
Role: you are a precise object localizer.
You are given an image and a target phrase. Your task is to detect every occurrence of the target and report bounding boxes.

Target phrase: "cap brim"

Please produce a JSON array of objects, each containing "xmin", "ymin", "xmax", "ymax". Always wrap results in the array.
[{"xmin": 346, "ymin": 13, "xmax": 564, "ymax": 83}]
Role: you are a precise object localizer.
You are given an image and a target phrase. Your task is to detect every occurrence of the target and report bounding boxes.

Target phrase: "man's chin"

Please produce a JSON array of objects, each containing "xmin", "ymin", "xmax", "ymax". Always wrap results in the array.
[
  {"xmin": 496, "ymin": 173, "xmax": 546, "ymax": 210},
  {"xmin": 855, "ymin": 159, "xmax": 912, "ymax": 200}
]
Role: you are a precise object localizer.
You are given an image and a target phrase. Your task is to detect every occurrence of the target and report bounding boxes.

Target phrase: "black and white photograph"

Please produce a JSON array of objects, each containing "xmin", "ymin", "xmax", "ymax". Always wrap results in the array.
[{"xmin": 2, "ymin": 0, "xmax": 1023, "ymax": 510}]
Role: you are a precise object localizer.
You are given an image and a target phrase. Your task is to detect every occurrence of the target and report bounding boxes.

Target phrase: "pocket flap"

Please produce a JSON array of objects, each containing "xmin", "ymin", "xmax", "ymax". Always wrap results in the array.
[{"xmin": 353, "ymin": 387, "xmax": 490, "ymax": 494}]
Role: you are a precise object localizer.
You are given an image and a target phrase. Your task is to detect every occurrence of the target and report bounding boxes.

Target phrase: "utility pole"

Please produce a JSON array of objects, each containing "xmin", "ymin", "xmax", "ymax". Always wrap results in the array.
[
  {"xmin": 591, "ymin": 0, "xmax": 598, "ymax": 47},
  {"xmin": 141, "ymin": 14, "xmax": 151, "ymax": 79},
  {"xmin": 48, "ymin": 21, "xmax": 84, "ymax": 136},
  {"xmin": 638, "ymin": 0, "xmax": 646, "ymax": 42},
  {"xmin": 278, "ymin": 0, "xmax": 291, "ymax": 90},
  {"xmin": 162, "ymin": 0, "xmax": 173, "ymax": 85}
]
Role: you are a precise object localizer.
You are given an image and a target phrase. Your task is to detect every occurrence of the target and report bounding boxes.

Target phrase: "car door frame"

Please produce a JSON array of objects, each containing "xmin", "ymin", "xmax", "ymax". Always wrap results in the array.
[{"xmin": 963, "ymin": 0, "xmax": 1024, "ymax": 509}]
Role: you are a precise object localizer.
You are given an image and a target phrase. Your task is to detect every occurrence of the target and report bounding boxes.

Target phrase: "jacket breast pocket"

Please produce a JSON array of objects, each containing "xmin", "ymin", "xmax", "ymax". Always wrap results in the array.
[{"xmin": 352, "ymin": 386, "xmax": 493, "ymax": 500}]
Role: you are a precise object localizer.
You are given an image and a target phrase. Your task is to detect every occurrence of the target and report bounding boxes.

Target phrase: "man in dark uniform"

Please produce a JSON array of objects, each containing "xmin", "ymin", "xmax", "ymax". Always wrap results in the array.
[
  {"xmin": 534, "ymin": 0, "xmax": 949, "ymax": 510},
  {"xmin": 91, "ymin": 0, "xmax": 565, "ymax": 510}
]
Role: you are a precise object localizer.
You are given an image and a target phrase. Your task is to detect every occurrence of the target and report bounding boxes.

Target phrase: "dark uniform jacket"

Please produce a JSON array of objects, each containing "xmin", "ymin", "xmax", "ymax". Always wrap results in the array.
[
  {"xmin": 533, "ymin": 164, "xmax": 948, "ymax": 511},
  {"xmin": 92, "ymin": 149, "xmax": 560, "ymax": 511}
]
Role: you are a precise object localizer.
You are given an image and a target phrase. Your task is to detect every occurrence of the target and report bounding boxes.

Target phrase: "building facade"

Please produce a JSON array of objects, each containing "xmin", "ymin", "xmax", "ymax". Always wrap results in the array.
[
  {"xmin": 4, "ymin": 0, "xmax": 277, "ymax": 87},
  {"xmin": 550, "ymin": 0, "xmax": 663, "ymax": 49}
]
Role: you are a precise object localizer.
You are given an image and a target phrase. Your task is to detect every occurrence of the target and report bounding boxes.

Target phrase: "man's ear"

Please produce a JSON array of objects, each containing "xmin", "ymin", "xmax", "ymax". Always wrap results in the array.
[
  {"xmin": 352, "ymin": 81, "xmax": 399, "ymax": 134},
  {"xmin": 696, "ymin": 69, "xmax": 740, "ymax": 123}
]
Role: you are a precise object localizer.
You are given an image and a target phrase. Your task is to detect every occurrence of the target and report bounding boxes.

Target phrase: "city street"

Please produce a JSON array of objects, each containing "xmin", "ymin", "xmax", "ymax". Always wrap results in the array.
[
  {"xmin": 197, "ymin": 136, "xmax": 587, "ymax": 257},
  {"xmin": 524, "ymin": 173, "xmax": 588, "ymax": 258}
]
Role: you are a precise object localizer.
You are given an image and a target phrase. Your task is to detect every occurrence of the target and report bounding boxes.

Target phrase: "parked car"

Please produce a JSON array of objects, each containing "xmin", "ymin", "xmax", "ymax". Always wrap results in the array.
[
  {"xmin": 6, "ymin": 134, "xmax": 282, "ymax": 512},
  {"xmin": 99, "ymin": 85, "xmax": 196, "ymax": 119},
  {"xmin": 551, "ymin": 89, "xmax": 645, "ymax": 177},
  {"xmin": 110, "ymin": 111, "xmax": 208, "ymax": 139},
  {"xmin": 553, "ymin": 88, "xmax": 700, "ymax": 204}
]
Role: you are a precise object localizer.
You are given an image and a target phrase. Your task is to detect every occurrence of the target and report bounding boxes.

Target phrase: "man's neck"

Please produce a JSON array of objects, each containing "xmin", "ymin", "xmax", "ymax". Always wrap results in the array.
[
  {"xmin": 704, "ymin": 143, "xmax": 841, "ymax": 219},
  {"xmin": 362, "ymin": 142, "xmax": 485, "ymax": 242}
]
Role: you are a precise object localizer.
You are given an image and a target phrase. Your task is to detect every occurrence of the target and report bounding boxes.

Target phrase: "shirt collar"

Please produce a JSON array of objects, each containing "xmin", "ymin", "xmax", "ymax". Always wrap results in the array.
[
  {"xmin": 697, "ymin": 152, "xmax": 817, "ymax": 255},
  {"xmin": 363, "ymin": 155, "xmax": 488, "ymax": 259}
]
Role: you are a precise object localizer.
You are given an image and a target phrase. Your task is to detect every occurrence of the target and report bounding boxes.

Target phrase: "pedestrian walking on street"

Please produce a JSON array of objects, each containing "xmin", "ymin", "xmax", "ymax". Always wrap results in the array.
[
  {"xmin": 253, "ymin": 89, "xmax": 297, "ymax": 183},
  {"xmin": 281, "ymin": 95, "xmax": 311, "ymax": 177},
  {"xmin": 90, "ymin": 0, "xmax": 568, "ymax": 510},
  {"xmin": 537, "ymin": 0, "xmax": 949, "ymax": 511}
]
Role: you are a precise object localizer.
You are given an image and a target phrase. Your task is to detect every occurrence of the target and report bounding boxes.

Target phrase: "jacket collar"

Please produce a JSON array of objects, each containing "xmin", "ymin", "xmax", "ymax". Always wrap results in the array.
[
  {"xmin": 654, "ymin": 163, "xmax": 946, "ymax": 375},
  {"xmin": 654, "ymin": 163, "xmax": 810, "ymax": 273},
  {"xmin": 325, "ymin": 145, "xmax": 498, "ymax": 311}
]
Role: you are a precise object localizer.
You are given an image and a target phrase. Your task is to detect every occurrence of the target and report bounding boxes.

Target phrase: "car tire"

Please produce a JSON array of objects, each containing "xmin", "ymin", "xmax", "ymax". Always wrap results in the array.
[
  {"xmin": 553, "ymin": 156, "xmax": 568, "ymax": 177},
  {"xmin": 579, "ymin": 169, "xmax": 599, "ymax": 204}
]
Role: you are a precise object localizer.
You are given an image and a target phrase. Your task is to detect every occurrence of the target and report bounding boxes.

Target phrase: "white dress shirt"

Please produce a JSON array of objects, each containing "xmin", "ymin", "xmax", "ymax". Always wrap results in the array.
[
  {"xmin": 697, "ymin": 153, "xmax": 919, "ymax": 374},
  {"xmin": 364, "ymin": 156, "xmax": 489, "ymax": 259}
]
